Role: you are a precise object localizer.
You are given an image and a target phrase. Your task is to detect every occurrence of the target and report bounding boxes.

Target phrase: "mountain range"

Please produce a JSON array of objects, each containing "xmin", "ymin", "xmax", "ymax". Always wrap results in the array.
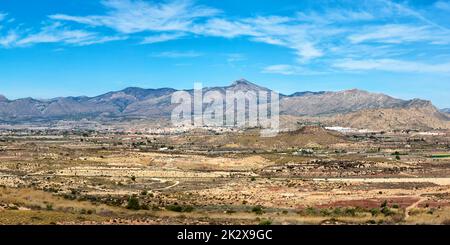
[{"xmin": 0, "ymin": 79, "xmax": 448, "ymax": 130}]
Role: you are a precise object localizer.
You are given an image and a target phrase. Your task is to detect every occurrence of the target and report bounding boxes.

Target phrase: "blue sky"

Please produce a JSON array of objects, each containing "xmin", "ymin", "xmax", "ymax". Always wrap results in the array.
[{"xmin": 0, "ymin": 0, "xmax": 450, "ymax": 108}]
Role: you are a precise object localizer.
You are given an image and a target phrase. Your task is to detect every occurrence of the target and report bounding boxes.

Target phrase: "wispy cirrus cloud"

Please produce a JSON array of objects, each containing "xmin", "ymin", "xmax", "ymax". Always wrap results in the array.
[
  {"xmin": 51, "ymin": 2, "xmax": 327, "ymax": 62},
  {"xmin": 49, "ymin": 0, "xmax": 220, "ymax": 34},
  {"xmin": 262, "ymin": 64, "xmax": 299, "ymax": 75},
  {"xmin": 333, "ymin": 59, "xmax": 450, "ymax": 74},
  {"xmin": 192, "ymin": 18, "xmax": 259, "ymax": 38},
  {"xmin": 1, "ymin": 0, "xmax": 450, "ymax": 76},
  {"xmin": 226, "ymin": 53, "xmax": 246, "ymax": 63},
  {"xmin": 296, "ymin": 9, "xmax": 375, "ymax": 24},
  {"xmin": 435, "ymin": 1, "xmax": 450, "ymax": 12},
  {"xmin": 150, "ymin": 50, "xmax": 202, "ymax": 58},
  {"xmin": 191, "ymin": 16, "xmax": 326, "ymax": 62},
  {"xmin": 141, "ymin": 32, "xmax": 185, "ymax": 44},
  {"xmin": 262, "ymin": 64, "xmax": 326, "ymax": 75},
  {"xmin": 0, "ymin": 12, "xmax": 7, "ymax": 22},
  {"xmin": 348, "ymin": 24, "xmax": 450, "ymax": 45},
  {"xmin": 0, "ymin": 31, "xmax": 19, "ymax": 48},
  {"xmin": 10, "ymin": 23, "xmax": 127, "ymax": 47}
]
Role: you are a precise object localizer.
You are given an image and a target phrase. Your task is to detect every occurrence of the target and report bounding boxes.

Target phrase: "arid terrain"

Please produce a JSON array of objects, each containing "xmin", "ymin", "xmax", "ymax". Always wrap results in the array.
[{"xmin": 1, "ymin": 124, "xmax": 449, "ymax": 225}]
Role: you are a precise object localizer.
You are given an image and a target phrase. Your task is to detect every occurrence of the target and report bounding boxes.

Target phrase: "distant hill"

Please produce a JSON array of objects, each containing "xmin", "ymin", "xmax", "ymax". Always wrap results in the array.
[
  {"xmin": 176, "ymin": 125, "xmax": 346, "ymax": 150},
  {"xmin": 441, "ymin": 108, "xmax": 450, "ymax": 114},
  {"xmin": 326, "ymin": 102, "xmax": 449, "ymax": 131},
  {"xmin": 0, "ymin": 79, "xmax": 448, "ymax": 130},
  {"xmin": 280, "ymin": 89, "xmax": 416, "ymax": 116}
]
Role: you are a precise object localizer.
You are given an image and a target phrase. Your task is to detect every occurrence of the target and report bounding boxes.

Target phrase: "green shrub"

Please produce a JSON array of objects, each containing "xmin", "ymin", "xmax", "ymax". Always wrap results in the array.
[
  {"xmin": 320, "ymin": 209, "xmax": 331, "ymax": 216},
  {"xmin": 259, "ymin": 219, "xmax": 272, "ymax": 225},
  {"xmin": 344, "ymin": 208, "xmax": 357, "ymax": 216},
  {"xmin": 381, "ymin": 206, "xmax": 394, "ymax": 216},
  {"xmin": 332, "ymin": 207, "xmax": 343, "ymax": 216},
  {"xmin": 166, "ymin": 204, "xmax": 194, "ymax": 212},
  {"xmin": 370, "ymin": 208, "xmax": 380, "ymax": 216},
  {"xmin": 251, "ymin": 205, "xmax": 264, "ymax": 215},
  {"xmin": 305, "ymin": 207, "xmax": 319, "ymax": 216},
  {"xmin": 126, "ymin": 196, "xmax": 140, "ymax": 210},
  {"xmin": 46, "ymin": 204, "xmax": 53, "ymax": 211}
]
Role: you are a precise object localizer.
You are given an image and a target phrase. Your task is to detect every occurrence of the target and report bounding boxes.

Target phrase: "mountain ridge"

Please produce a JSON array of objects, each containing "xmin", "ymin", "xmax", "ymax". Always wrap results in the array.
[
  {"xmin": 441, "ymin": 108, "xmax": 450, "ymax": 114},
  {"xmin": 0, "ymin": 79, "xmax": 447, "ymax": 130}
]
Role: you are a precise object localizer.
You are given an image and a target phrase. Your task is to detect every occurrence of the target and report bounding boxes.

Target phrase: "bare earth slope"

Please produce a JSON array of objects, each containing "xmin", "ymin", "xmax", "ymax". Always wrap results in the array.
[
  {"xmin": 177, "ymin": 126, "xmax": 347, "ymax": 150},
  {"xmin": 324, "ymin": 100, "xmax": 450, "ymax": 130}
]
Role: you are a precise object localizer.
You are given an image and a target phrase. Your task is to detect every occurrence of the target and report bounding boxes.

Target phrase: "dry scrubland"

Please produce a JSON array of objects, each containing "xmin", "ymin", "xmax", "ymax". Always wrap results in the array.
[{"xmin": 0, "ymin": 126, "xmax": 450, "ymax": 225}]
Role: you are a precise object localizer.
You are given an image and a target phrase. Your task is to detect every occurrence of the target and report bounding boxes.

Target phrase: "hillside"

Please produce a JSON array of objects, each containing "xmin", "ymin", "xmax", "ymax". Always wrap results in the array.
[
  {"xmin": 280, "ymin": 89, "xmax": 415, "ymax": 116},
  {"xmin": 175, "ymin": 125, "xmax": 347, "ymax": 150},
  {"xmin": 325, "ymin": 101, "xmax": 450, "ymax": 130}
]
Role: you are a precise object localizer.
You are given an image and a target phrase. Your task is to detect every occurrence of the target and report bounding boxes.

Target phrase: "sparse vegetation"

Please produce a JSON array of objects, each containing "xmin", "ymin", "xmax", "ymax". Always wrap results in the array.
[
  {"xmin": 251, "ymin": 205, "xmax": 264, "ymax": 215},
  {"xmin": 166, "ymin": 204, "xmax": 194, "ymax": 213},
  {"xmin": 259, "ymin": 219, "xmax": 272, "ymax": 225},
  {"xmin": 0, "ymin": 124, "xmax": 448, "ymax": 225},
  {"xmin": 126, "ymin": 196, "xmax": 140, "ymax": 210}
]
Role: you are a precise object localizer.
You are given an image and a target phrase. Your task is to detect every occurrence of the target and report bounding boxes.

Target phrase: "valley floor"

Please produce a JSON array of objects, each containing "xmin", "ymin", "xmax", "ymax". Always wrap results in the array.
[{"xmin": 0, "ymin": 127, "xmax": 449, "ymax": 225}]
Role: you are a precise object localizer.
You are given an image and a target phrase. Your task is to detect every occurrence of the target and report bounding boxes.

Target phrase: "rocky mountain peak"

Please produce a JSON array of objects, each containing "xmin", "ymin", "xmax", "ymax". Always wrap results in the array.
[
  {"xmin": 231, "ymin": 78, "xmax": 252, "ymax": 86},
  {"xmin": 0, "ymin": 94, "xmax": 8, "ymax": 102},
  {"xmin": 340, "ymin": 88, "xmax": 372, "ymax": 95},
  {"xmin": 229, "ymin": 79, "xmax": 270, "ymax": 91},
  {"xmin": 404, "ymin": 98, "xmax": 433, "ymax": 108}
]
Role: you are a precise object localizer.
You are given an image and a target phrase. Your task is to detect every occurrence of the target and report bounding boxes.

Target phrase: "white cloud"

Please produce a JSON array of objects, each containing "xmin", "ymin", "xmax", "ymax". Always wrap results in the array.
[
  {"xmin": 348, "ymin": 24, "xmax": 450, "ymax": 44},
  {"xmin": 13, "ymin": 23, "xmax": 126, "ymax": 47},
  {"xmin": 192, "ymin": 18, "xmax": 259, "ymax": 38},
  {"xmin": 435, "ymin": 1, "xmax": 450, "ymax": 12},
  {"xmin": 333, "ymin": 59, "xmax": 450, "ymax": 74},
  {"xmin": 141, "ymin": 32, "xmax": 185, "ymax": 44},
  {"xmin": 51, "ymin": 3, "xmax": 326, "ymax": 62},
  {"xmin": 50, "ymin": 0, "xmax": 220, "ymax": 34},
  {"xmin": 226, "ymin": 53, "xmax": 246, "ymax": 63},
  {"xmin": 2, "ymin": 0, "xmax": 450, "ymax": 77},
  {"xmin": 293, "ymin": 42, "xmax": 323, "ymax": 62},
  {"xmin": 48, "ymin": 14, "xmax": 102, "ymax": 26},
  {"xmin": 297, "ymin": 9, "xmax": 374, "ymax": 24},
  {"xmin": 262, "ymin": 64, "xmax": 298, "ymax": 75},
  {"xmin": 75, "ymin": 35, "xmax": 128, "ymax": 46},
  {"xmin": 0, "ymin": 12, "xmax": 6, "ymax": 22},
  {"xmin": 250, "ymin": 36, "xmax": 285, "ymax": 46},
  {"xmin": 380, "ymin": 0, "xmax": 448, "ymax": 30},
  {"xmin": 192, "ymin": 16, "xmax": 326, "ymax": 62},
  {"xmin": 262, "ymin": 64, "xmax": 325, "ymax": 75},
  {"xmin": 0, "ymin": 31, "xmax": 19, "ymax": 48},
  {"xmin": 151, "ymin": 50, "xmax": 202, "ymax": 58}
]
